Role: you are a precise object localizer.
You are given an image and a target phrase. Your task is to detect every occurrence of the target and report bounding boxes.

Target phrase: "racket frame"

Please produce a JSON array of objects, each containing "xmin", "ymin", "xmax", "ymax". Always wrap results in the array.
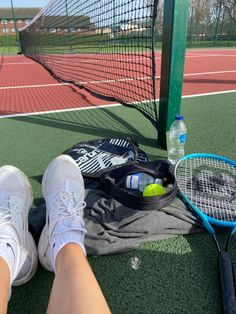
[{"xmin": 175, "ymin": 153, "xmax": 236, "ymax": 314}]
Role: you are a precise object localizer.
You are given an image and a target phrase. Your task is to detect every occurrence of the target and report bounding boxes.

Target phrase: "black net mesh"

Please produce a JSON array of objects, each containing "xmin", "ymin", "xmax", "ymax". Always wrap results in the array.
[{"xmin": 20, "ymin": 0, "xmax": 159, "ymax": 126}]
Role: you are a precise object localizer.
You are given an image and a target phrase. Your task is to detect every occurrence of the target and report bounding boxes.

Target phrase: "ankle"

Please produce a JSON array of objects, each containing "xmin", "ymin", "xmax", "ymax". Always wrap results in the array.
[
  {"xmin": 55, "ymin": 243, "xmax": 85, "ymax": 273},
  {"xmin": 50, "ymin": 227, "xmax": 86, "ymax": 272}
]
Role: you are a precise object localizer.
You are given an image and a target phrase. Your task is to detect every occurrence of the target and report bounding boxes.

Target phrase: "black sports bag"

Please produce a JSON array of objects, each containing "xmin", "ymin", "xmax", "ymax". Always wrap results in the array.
[
  {"xmin": 65, "ymin": 137, "xmax": 177, "ymax": 211},
  {"xmin": 100, "ymin": 160, "xmax": 177, "ymax": 211}
]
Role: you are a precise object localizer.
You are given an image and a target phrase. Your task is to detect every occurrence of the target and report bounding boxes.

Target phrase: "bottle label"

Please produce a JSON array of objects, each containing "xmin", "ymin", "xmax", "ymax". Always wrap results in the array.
[
  {"xmin": 179, "ymin": 133, "xmax": 186, "ymax": 143},
  {"xmin": 125, "ymin": 174, "xmax": 140, "ymax": 190}
]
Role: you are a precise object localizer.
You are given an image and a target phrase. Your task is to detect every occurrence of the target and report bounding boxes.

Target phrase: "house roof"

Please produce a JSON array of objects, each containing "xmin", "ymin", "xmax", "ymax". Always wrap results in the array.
[{"xmin": 0, "ymin": 8, "xmax": 41, "ymax": 19}]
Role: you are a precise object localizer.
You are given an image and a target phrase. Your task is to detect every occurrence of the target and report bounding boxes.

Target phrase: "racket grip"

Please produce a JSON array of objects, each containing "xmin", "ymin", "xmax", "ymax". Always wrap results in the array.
[{"xmin": 218, "ymin": 251, "xmax": 236, "ymax": 314}]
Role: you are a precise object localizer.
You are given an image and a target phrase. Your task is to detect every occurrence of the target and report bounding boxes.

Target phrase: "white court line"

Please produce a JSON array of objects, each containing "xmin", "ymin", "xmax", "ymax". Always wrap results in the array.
[
  {"xmin": 0, "ymin": 83, "xmax": 69, "ymax": 90},
  {"xmin": 45, "ymin": 53, "xmax": 236, "ymax": 64},
  {"xmin": 66, "ymin": 69, "xmax": 236, "ymax": 85},
  {"xmin": 0, "ymin": 69, "xmax": 235, "ymax": 90},
  {"xmin": 0, "ymin": 103, "xmax": 121, "ymax": 119},
  {"xmin": 182, "ymin": 89, "xmax": 236, "ymax": 99},
  {"xmin": 185, "ymin": 53, "xmax": 236, "ymax": 58},
  {"xmin": 0, "ymin": 89, "xmax": 236, "ymax": 119},
  {"xmin": 2, "ymin": 62, "xmax": 35, "ymax": 65},
  {"xmin": 184, "ymin": 70, "xmax": 236, "ymax": 77}
]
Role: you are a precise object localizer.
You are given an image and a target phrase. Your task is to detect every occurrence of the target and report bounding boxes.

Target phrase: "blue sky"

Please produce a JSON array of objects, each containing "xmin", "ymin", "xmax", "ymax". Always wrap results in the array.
[{"xmin": 1, "ymin": 0, "xmax": 48, "ymax": 8}]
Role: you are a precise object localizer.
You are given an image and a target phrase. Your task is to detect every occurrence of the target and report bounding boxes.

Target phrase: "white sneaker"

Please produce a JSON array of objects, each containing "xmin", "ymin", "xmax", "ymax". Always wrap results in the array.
[
  {"xmin": 0, "ymin": 165, "xmax": 38, "ymax": 286},
  {"xmin": 38, "ymin": 155, "xmax": 86, "ymax": 272}
]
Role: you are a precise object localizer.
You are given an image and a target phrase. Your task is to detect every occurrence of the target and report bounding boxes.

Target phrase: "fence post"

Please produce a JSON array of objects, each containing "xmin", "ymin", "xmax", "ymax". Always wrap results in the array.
[
  {"xmin": 65, "ymin": 0, "xmax": 72, "ymax": 53},
  {"xmin": 213, "ymin": 0, "xmax": 223, "ymax": 46},
  {"xmin": 10, "ymin": 0, "xmax": 21, "ymax": 53},
  {"xmin": 2, "ymin": 19, "xmax": 10, "ymax": 53}
]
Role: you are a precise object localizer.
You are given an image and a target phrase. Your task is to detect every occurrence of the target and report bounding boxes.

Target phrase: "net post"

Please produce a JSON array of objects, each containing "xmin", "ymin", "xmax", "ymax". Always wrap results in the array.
[{"xmin": 157, "ymin": 0, "xmax": 189, "ymax": 149}]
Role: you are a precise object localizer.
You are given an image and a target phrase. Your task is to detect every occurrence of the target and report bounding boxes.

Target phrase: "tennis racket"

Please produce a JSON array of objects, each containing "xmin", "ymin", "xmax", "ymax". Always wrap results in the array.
[{"xmin": 174, "ymin": 153, "xmax": 236, "ymax": 314}]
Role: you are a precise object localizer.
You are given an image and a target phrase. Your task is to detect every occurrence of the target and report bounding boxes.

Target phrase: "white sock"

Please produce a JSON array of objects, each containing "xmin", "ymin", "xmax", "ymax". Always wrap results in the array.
[
  {"xmin": 50, "ymin": 219, "xmax": 86, "ymax": 271},
  {"xmin": 0, "ymin": 237, "xmax": 18, "ymax": 284}
]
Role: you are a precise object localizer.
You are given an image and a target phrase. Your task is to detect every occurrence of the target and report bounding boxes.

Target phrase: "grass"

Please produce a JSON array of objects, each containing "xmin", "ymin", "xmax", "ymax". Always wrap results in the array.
[{"xmin": 0, "ymin": 46, "xmax": 19, "ymax": 54}]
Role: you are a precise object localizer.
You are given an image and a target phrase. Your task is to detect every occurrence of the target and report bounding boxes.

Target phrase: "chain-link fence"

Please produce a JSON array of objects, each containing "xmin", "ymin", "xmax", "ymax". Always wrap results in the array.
[
  {"xmin": 187, "ymin": 0, "xmax": 236, "ymax": 48},
  {"xmin": 0, "ymin": 19, "xmax": 19, "ymax": 54},
  {"xmin": 1, "ymin": 1, "xmax": 235, "ymax": 55},
  {"xmin": 154, "ymin": 0, "xmax": 236, "ymax": 49}
]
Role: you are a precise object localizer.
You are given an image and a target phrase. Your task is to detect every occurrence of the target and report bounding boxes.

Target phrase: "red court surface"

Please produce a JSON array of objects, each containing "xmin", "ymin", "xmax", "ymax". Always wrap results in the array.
[{"xmin": 0, "ymin": 49, "xmax": 235, "ymax": 116}]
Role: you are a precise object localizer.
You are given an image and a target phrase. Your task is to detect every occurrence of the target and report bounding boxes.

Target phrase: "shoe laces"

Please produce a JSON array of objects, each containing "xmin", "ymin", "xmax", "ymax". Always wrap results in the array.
[
  {"xmin": 57, "ymin": 190, "xmax": 86, "ymax": 219},
  {"xmin": 48, "ymin": 190, "xmax": 86, "ymax": 230}
]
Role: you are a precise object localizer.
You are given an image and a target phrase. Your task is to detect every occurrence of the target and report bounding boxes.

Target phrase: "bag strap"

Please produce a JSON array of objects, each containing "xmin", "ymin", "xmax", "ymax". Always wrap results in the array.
[{"xmin": 100, "ymin": 160, "xmax": 177, "ymax": 211}]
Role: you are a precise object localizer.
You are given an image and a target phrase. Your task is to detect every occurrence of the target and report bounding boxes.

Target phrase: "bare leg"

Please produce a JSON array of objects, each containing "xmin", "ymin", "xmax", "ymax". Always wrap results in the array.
[
  {"xmin": 38, "ymin": 156, "xmax": 111, "ymax": 313},
  {"xmin": 47, "ymin": 243, "xmax": 111, "ymax": 314},
  {"xmin": 0, "ymin": 258, "xmax": 10, "ymax": 314}
]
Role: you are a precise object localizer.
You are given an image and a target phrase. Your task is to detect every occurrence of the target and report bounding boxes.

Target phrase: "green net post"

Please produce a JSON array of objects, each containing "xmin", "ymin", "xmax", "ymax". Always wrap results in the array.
[
  {"xmin": 157, "ymin": 0, "xmax": 189, "ymax": 149},
  {"xmin": 10, "ymin": 0, "xmax": 21, "ymax": 53}
]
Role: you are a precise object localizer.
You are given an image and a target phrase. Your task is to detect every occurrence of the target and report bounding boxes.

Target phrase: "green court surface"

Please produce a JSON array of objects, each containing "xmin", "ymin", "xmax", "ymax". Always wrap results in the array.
[{"xmin": 1, "ymin": 92, "xmax": 236, "ymax": 313}]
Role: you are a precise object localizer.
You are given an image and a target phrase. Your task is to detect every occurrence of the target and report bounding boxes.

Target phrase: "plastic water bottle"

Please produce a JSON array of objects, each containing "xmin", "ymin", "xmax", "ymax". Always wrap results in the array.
[
  {"xmin": 168, "ymin": 115, "xmax": 187, "ymax": 165},
  {"xmin": 125, "ymin": 173, "xmax": 162, "ymax": 192}
]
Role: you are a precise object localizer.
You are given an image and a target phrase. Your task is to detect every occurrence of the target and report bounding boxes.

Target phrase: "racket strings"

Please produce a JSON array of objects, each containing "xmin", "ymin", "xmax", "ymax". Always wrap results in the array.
[{"xmin": 177, "ymin": 157, "xmax": 236, "ymax": 222}]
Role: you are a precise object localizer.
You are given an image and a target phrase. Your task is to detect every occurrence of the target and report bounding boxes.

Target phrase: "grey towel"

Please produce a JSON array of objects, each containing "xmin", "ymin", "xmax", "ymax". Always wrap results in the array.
[
  {"xmin": 29, "ymin": 188, "xmax": 203, "ymax": 256},
  {"xmin": 84, "ymin": 189, "xmax": 203, "ymax": 256}
]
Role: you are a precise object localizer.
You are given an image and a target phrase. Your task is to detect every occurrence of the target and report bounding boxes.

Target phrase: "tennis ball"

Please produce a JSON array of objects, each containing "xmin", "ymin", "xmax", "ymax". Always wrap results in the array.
[{"xmin": 143, "ymin": 183, "xmax": 166, "ymax": 197}]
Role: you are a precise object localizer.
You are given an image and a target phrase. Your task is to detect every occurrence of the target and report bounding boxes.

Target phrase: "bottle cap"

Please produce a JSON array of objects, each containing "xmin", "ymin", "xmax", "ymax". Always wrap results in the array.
[
  {"xmin": 154, "ymin": 178, "xmax": 163, "ymax": 185},
  {"xmin": 175, "ymin": 115, "xmax": 184, "ymax": 120}
]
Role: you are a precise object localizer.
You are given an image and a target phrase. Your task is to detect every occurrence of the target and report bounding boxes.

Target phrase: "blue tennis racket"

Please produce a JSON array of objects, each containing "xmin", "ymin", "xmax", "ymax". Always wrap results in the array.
[{"xmin": 175, "ymin": 153, "xmax": 236, "ymax": 314}]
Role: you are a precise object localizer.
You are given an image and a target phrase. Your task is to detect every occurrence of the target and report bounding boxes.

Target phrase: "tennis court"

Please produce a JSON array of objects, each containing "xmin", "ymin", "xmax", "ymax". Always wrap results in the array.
[
  {"xmin": 0, "ymin": 46, "xmax": 235, "ymax": 313},
  {"xmin": 0, "ymin": 49, "xmax": 235, "ymax": 116},
  {"xmin": 0, "ymin": 0, "xmax": 236, "ymax": 312}
]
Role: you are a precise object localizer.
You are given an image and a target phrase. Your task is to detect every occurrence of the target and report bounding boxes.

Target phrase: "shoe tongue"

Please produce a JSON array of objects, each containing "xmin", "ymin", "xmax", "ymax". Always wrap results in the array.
[
  {"xmin": 53, "ymin": 180, "xmax": 83, "ymax": 196},
  {"xmin": 64, "ymin": 180, "xmax": 83, "ymax": 193}
]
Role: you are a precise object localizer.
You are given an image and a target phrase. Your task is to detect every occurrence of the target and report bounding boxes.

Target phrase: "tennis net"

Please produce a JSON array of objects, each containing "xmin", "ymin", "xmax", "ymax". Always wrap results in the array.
[{"xmin": 20, "ymin": 0, "xmax": 159, "ymax": 126}]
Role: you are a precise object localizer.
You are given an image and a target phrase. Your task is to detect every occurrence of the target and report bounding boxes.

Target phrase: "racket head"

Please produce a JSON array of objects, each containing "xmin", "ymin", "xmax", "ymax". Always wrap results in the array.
[{"xmin": 175, "ymin": 153, "xmax": 236, "ymax": 230}]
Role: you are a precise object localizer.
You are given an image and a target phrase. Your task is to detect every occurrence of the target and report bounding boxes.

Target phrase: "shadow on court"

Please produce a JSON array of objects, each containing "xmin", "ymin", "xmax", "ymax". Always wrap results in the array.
[{"xmin": 10, "ymin": 107, "xmax": 163, "ymax": 152}]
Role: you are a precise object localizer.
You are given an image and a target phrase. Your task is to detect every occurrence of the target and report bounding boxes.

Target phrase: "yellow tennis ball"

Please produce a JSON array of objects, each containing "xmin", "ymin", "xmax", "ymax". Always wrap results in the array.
[{"xmin": 143, "ymin": 183, "xmax": 166, "ymax": 197}]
